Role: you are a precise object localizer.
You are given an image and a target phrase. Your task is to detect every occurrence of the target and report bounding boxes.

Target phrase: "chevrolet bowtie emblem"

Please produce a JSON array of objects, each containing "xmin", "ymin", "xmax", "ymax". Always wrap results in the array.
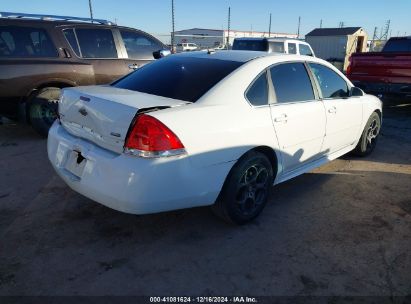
[{"xmin": 79, "ymin": 107, "xmax": 88, "ymax": 116}]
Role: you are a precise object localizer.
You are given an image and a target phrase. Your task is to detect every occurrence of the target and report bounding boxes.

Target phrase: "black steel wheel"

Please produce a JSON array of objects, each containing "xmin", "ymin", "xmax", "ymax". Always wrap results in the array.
[{"xmin": 212, "ymin": 151, "xmax": 274, "ymax": 224}]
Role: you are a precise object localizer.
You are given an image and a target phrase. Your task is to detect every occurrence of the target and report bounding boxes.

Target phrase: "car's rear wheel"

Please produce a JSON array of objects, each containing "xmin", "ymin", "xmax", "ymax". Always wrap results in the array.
[
  {"xmin": 353, "ymin": 112, "xmax": 381, "ymax": 157},
  {"xmin": 212, "ymin": 151, "xmax": 274, "ymax": 225},
  {"xmin": 29, "ymin": 87, "xmax": 60, "ymax": 137}
]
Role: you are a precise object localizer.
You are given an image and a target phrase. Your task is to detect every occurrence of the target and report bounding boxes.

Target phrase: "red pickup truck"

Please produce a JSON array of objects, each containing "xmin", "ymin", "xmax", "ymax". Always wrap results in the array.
[{"xmin": 347, "ymin": 37, "xmax": 411, "ymax": 98}]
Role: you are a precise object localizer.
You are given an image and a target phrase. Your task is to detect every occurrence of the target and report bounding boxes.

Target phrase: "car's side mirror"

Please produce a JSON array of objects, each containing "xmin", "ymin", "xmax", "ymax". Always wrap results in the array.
[
  {"xmin": 153, "ymin": 49, "xmax": 171, "ymax": 59},
  {"xmin": 350, "ymin": 86, "xmax": 364, "ymax": 97}
]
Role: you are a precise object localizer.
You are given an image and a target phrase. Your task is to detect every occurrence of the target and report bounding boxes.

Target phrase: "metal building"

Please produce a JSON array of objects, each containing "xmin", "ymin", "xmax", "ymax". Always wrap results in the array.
[
  {"xmin": 173, "ymin": 28, "xmax": 298, "ymax": 49},
  {"xmin": 305, "ymin": 27, "xmax": 368, "ymax": 71}
]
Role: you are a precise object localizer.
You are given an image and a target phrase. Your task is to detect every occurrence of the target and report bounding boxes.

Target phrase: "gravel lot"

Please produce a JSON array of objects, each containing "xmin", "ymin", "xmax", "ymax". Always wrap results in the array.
[{"xmin": 0, "ymin": 99, "xmax": 410, "ymax": 297}]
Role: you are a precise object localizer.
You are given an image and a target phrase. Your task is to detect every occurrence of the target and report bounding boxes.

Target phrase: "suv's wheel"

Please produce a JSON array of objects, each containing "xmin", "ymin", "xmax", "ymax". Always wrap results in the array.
[
  {"xmin": 29, "ymin": 87, "xmax": 60, "ymax": 137},
  {"xmin": 353, "ymin": 112, "xmax": 381, "ymax": 157},
  {"xmin": 212, "ymin": 151, "xmax": 274, "ymax": 225}
]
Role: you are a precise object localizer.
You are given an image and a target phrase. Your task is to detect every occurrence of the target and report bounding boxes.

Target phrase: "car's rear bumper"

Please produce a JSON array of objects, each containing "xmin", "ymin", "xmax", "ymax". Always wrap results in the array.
[
  {"xmin": 47, "ymin": 121, "xmax": 230, "ymax": 214},
  {"xmin": 352, "ymin": 81, "xmax": 411, "ymax": 97}
]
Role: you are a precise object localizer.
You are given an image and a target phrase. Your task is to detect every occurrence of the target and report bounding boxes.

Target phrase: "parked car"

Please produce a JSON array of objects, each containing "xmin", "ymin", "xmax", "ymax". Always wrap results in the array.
[
  {"xmin": 176, "ymin": 43, "xmax": 199, "ymax": 52},
  {"xmin": 347, "ymin": 36, "xmax": 411, "ymax": 98},
  {"xmin": 232, "ymin": 38, "xmax": 315, "ymax": 56},
  {"xmin": 214, "ymin": 44, "xmax": 227, "ymax": 50},
  {"xmin": 48, "ymin": 51, "xmax": 382, "ymax": 224},
  {"xmin": 0, "ymin": 12, "xmax": 170, "ymax": 136}
]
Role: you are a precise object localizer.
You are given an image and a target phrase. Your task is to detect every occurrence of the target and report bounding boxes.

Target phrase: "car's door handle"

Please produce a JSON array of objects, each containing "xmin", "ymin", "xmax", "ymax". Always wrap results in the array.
[
  {"xmin": 274, "ymin": 114, "xmax": 288, "ymax": 123},
  {"xmin": 328, "ymin": 106, "xmax": 337, "ymax": 114},
  {"xmin": 128, "ymin": 63, "xmax": 142, "ymax": 70}
]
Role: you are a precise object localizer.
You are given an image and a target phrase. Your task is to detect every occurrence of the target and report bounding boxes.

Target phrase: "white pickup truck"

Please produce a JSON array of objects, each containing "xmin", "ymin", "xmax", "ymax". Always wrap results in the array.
[{"xmin": 233, "ymin": 38, "xmax": 315, "ymax": 57}]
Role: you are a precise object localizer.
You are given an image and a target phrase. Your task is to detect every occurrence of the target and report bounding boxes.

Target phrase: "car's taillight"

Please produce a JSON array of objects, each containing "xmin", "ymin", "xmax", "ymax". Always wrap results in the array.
[
  {"xmin": 346, "ymin": 57, "xmax": 353, "ymax": 76},
  {"xmin": 124, "ymin": 114, "xmax": 186, "ymax": 158}
]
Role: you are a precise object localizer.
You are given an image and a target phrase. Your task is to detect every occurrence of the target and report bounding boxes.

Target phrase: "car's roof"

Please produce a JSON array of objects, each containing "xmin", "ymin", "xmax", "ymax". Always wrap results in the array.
[
  {"xmin": 234, "ymin": 37, "xmax": 304, "ymax": 43},
  {"xmin": 174, "ymin": 50, "xmax": 278, "ymax": 63},
  {"xmin": 0, "ymin": 17, "xmax": 143, "ymax": 32}
]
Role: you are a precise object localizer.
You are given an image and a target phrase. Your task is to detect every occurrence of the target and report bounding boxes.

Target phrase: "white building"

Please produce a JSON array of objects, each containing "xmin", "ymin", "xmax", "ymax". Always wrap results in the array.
[
  {"xmin": 173, "ymin": 28, "xmax": 298, "ymax": 49},
  {"xmin": 305, "ymin": 27, "xmax": 368, "ymax": 71}
]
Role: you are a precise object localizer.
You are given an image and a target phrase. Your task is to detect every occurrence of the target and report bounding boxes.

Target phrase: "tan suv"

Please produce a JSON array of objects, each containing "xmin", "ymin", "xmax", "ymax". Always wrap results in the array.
[{"xmin": 0, "ymin": 12, "xmax": 170, "ymax": 136}]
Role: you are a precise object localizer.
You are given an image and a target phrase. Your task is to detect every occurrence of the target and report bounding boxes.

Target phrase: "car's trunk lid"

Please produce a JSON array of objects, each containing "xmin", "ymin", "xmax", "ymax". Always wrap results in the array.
[{"xmin": 59, "ymin": 86, "xmax": 188, "ymax": 153}]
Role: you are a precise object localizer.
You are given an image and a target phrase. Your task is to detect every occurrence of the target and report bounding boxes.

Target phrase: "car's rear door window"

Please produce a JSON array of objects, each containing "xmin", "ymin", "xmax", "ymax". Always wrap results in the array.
[
  {"xmin": 246, "ymin": 72, "xmax": 269, "ymax": 106},
  {"xmin": 63, "ymin": 29, "xmax": 80, "ymax": 57},
  {"xmin": 75, "ymin": 28, "xmax": 118, "ymax": 58},
  {"xmin": 287, "ymin": 43, "xmax": 297, "ymax": 54},
  {"xmin": 0, "ymin": 26, "xmax": 57, "ymax": 58},
  {"xmin": 120, "ymin": 30, "xmax": 162, "ymax": 59},
  {"xmin": 112, "ymin": 56, "xmax": 243, "ymax": 102},
  {"xmin": 308, "ymin": 63, "xmax": 349, "ymax": 98},
  {"xmin": 270, "ymin": 63, "xmax": 315, "ymax": 103}
]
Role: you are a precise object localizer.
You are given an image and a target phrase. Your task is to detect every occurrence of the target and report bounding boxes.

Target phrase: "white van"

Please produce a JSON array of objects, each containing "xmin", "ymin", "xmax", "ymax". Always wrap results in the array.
[{"xmin": 232, "ymin": 38, "xmax": 315, "ymax": 57}]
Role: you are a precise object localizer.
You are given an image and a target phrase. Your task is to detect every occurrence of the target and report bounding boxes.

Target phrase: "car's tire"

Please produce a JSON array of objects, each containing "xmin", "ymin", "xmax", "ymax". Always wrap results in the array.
[
  {"xmin": 212, "ymin": 151, "xmax": 274, "ymax": 225},
  {"xmin": 352, "ymin": 112, "xmax": 381, "ymax": 157},
  {"xmin": 28, "ymin": 87, "xmax": 60, "ymax": 137}
]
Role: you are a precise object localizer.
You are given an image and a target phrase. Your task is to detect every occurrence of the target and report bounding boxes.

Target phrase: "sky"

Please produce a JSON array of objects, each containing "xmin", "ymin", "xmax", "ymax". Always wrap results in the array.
[{"xmin": 1, "ymin": 0, "xmax": 410, "ymax": 42}]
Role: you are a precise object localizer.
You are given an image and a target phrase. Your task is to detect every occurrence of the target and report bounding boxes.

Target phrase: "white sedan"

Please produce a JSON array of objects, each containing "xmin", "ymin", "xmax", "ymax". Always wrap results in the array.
[{"xmin": 48, "ymin": 51, "xmax": 382, "ymax": 224}]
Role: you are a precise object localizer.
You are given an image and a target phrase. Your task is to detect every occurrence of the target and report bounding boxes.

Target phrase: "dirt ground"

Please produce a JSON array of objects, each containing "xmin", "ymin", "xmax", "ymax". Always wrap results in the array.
[{"xmin": 0, "ymin": 99, "xmax": 410, "ymax": 297}]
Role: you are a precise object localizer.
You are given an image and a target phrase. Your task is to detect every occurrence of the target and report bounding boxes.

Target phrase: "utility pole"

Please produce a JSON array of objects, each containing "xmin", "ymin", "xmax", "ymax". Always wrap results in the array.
[
  {"xmin": 320, "ymin": 19, "xmax": 323, "ymax": 28},
  {"xmin": 297, "ymin": 16, "xmax": 301, "ymax": 39},
  {"xmin": 171, "ymin": 0, "xmax": 175, "ymax": 52},
  {"xmin": 381, "ymin": 20, "xmax": 390, "ymax": 40},
  {"xmin": 371, "ymin": 27, "xmax": 378, "ymax": 52},
  {"xmin": 226, "ymin": 7, "xmax": 231, "ymax": 49},
  {"xmin": 268, "ymin": 13, "xmax": 272, "ymax": 37},
  {"xmin": 372, "ymin": 27, "xmax": 378, "ymax": 40},
  {"xmin": 88, "ymin": 0, "xmax": 94, "ymax": 22}
]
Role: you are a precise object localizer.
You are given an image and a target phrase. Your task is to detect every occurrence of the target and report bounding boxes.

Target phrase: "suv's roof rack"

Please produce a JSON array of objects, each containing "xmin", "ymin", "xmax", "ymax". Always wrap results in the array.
[{"xmin": 0, "ymin": 12, "xmax": 116, "ymax": 25}]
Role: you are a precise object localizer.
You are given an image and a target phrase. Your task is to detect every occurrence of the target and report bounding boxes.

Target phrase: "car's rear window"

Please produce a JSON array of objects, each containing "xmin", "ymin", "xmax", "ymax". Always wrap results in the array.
[
  {"xmin": 0, "ymin": 26, "xmax": 57, "ymax": 58},
  {"xmin": 232, "ymin": 40, "xmax": 268, "ymax": 51},
  {"xmin": 112, "ymin": 56, "xmax": 243, "ymax": 102},
  {"xmin": 383, "ymin": 39, "xmax": 411, "ymax": 52}
]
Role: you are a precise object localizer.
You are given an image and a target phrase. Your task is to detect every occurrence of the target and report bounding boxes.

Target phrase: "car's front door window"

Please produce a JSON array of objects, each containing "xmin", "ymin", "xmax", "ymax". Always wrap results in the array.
[
  {"xmin": 299, "ymin": 44, "xmax": 313, "ymax": 57},
  {"xmin": 308, "ymin": 63, "xmax": 349, "ymax": 99},
  {"xmin": 308, "ymin": 63, "xmax": 363, "ymax": 152},
  {"xmin": 75, "ymin": 28, "xmax": 118, "ymax": 59},
  {"xmin": 120, "ymin": 30, "xmax": 162, "ymax": 59}
]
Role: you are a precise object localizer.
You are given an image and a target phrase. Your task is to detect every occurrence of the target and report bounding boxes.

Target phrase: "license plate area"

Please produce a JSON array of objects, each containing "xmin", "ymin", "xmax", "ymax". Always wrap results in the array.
[{"xmin": 65, "ymin": 150, "xmax": 87, "ymax": 178}]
